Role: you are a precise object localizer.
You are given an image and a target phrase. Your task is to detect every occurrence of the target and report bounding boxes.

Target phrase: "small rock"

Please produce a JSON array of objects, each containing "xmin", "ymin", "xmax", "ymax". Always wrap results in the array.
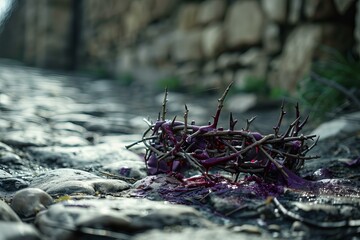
[
  {"xmin": 311, "ymin": 112, "xmax": 360, "ymax": 140},
  {"xmin": 267, "ymin": 224, "xmax": 281, "ymax": 232},
  {"xmin": 1, "ymin": 130, "xmax": 50, "ymax": 147},
  {"xmin": 232, "ymin": 224, "xmax": 262, "ymax": 235},
  {"xmin": 36, "ymin": 198, "xmax": 212, "ymax": 239},
  {"xmin": 291, "ymin": 220, "xmax": 309, "ymax": 232},
  {"xmin": 0, "ymin": 222, "xmax": 41, "ymax": 240},
  {"xmin": 30, "ymin": 168, "xmax": 130, "ymax": 196},
  {"xmin": 0, "ymin": 199, "xmax": 21, "ymax": 222},
  {"xmin": 27, "ymin": 143, "xmax": 143, "ymax": 170},
  {"xmin": 11, "ymin": 188, "xmax": 53, "ymax": 218}
]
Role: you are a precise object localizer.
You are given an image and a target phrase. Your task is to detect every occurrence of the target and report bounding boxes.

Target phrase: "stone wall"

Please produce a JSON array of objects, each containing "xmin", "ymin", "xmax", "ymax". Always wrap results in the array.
[
  {"xmin": 2, "ymin": 0, "xmax": 360, "ymax": 93},
  {"xmin": 79, "ymin": 0, "xmax": 358, "ymax": 93},
  {"xmin": 23, "ymin": 0, "xmax": 74, "ymax": 69}
]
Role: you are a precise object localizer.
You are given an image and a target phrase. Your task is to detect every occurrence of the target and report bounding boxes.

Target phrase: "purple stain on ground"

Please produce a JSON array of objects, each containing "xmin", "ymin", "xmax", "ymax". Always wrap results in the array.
[
  {"xmin": 129, "ymin": 167, "xmax": 360, "ymax": 215},
  {"xmin": 119, "ymin": 167, "xmax": 131, "ymax": 177},
  {"xmin": 133, "ymin": 174, "xmax": 285, "ymax": 206},
  {"xmin": 282, "ymin": 167, "xmax": 317, "ymax": 190},
  {"xmin": 129, "ymin": 84, "xmax": 360, "ymax": 208}
]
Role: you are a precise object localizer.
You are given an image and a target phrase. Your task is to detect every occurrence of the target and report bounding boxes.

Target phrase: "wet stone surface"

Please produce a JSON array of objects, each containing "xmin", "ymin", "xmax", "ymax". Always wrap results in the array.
[
  {"xmin": 0, "ymin": 63, "xmax": 360, "ymax": 239},
  {"xmin": 35, "ymin": 198, "xmax": 214, "ymax": 239}
]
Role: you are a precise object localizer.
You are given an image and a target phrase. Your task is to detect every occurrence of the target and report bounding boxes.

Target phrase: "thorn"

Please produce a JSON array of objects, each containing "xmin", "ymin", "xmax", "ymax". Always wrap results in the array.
[
  {"xmin": 274, "ymin": 102, "xmax": 286, "ymax": 137},
  {"xmin": 184, "ymin": 105, "xmax": 189, "ymax": 134},
  {"xmin": 298, "ymin": 115, "xmax": 309, "ymax": 130},
  {"xmin": 143, "ymin": 118, "xmax": 152, "ymax": 126},
  {"xmin": 230, "ymin": 112, "xmax": 238, "ymax": 130},
  {"xmin": 171, "ymin": 115, "xmax": 177, "ymax": 126},
  {"xmin": 248, "ymin": 116, "xmax": 256, "ymax": 123},
  {"xmin": 245, "ymin": 116, "xmax": 256, "ymax": 131},
  {"xmin": 212, "ymin": 82, "xmax": 233, "ymax": 128},
  {"xmin": 161, "ymin": 87, "xmax": 168, "ymax": 121}
]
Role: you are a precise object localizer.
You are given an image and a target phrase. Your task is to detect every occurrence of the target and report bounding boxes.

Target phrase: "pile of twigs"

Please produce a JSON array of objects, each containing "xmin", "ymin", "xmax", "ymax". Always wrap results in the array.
[{"xmin": 127, "ymin": 83, "xmax": 319, "ymax": 183}]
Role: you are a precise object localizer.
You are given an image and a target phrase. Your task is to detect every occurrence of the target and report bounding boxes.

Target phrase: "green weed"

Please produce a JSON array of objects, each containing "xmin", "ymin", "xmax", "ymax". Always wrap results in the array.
[{"xmin": 297, "ymin": 49, "xmax": 360, "ymax": 122}]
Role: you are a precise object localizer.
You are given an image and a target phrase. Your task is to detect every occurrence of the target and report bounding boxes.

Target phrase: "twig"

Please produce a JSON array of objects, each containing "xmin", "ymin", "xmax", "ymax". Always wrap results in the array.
[
  {"xmin": 272, "ymin": 197, "xmax": 360, "ymax": 228},
  {"xmin": 224, "ymin": 205, "xmax": 248, "ymax": 217},
  {"xmin": 125, "ymin": 136, "xmax": 157, "ymax": 149},
  {"xmin": 98, "ymin": 170, "xmax": 137, "ymax": 183}
]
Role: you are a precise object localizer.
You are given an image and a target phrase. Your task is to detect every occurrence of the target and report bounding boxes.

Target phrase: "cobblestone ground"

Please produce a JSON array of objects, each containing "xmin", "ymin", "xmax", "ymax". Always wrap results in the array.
[{"xmin": 0, "ymin": 63, "xmax": 360, "ymax": 239}]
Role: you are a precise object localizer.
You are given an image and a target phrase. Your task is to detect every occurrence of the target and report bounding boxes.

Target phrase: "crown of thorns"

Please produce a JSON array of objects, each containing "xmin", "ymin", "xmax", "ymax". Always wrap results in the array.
[{"xmin": 127, "ymin": 82, "xmax": 319, "ymax": 183}]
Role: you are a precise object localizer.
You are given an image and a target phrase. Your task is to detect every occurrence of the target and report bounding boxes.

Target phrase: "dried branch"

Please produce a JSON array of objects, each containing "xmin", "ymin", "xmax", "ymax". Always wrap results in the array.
[{"xmin": 272, "ymin": 197, "xmax": 360, "ymax": 228}]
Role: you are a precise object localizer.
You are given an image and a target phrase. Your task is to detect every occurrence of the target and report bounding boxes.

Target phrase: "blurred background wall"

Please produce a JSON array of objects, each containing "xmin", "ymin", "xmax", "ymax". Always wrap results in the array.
[{"xmin": 0, "ymin": 0, "xmax": 359, "ymax": 94}]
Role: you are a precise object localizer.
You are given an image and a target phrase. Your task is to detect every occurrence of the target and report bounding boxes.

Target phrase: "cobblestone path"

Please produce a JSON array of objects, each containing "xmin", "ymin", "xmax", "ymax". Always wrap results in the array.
[{"xmin": 0, "ymin": 63, "xmax": 359, "ymax": 239}]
